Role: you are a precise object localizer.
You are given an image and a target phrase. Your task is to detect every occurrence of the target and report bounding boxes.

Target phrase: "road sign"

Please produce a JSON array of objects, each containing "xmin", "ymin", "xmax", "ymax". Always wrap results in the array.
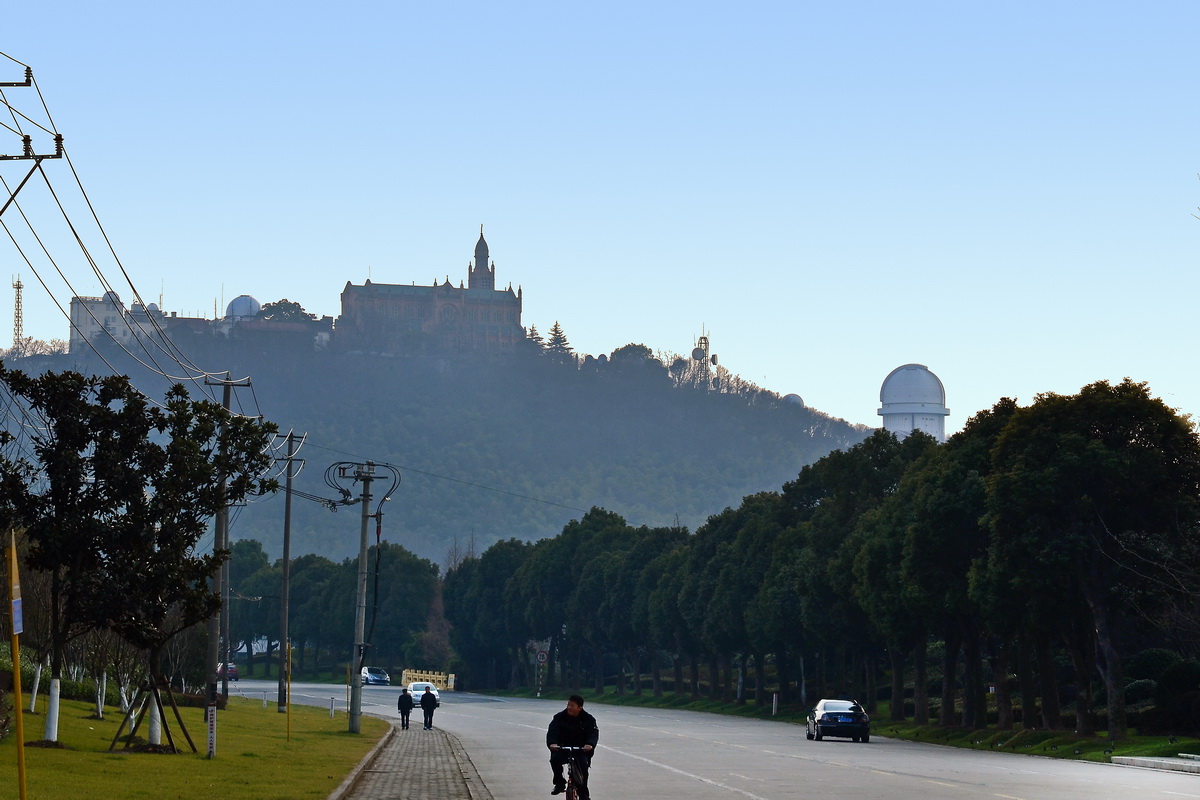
[{"xmin": 536, "ymin": 650, "xmax": 548, "ymax": 664}]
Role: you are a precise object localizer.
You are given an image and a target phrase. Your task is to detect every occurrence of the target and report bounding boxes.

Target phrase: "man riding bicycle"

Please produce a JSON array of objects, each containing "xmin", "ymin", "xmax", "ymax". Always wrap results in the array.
[{"xmin": 547, "ymin": 694, "xmax": 599, "ymax": 799}]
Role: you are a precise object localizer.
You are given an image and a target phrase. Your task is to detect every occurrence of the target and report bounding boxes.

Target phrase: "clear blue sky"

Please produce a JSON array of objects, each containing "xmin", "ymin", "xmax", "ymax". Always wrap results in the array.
[{"xmin": 4, "ymin": 1, "xmax": 1198, "ymax": 433}]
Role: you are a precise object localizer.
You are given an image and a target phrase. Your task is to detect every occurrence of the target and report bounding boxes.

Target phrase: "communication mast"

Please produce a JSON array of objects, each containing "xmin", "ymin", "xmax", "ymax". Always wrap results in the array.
[
  {"xmin": 11, "ymin": 274, "xmax": 23, "ymax": 349},
  {"xmin": 690, "ymin": 327, "xmax": 719, "ymax": 391}
]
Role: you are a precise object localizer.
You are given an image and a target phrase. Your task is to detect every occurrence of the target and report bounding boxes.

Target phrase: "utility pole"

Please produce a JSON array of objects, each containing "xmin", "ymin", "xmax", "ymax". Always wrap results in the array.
[
  {"xmin": 348, "ymin": 462, "xmax": 375, "ymax": 734},
  {"xmin": 1, "ymin": 66, "xmax": 64, "ymax": 220},
  {"xmin": 324, "ymin": 460, "xmax": 398, "ymax": 734},
  {"xmin": 203, "ymin": 373, "xmax": 252, "ymax": 758},
  {"xmin": 277, "ymin": 432, "xmax": 301, "ymax": 714}
]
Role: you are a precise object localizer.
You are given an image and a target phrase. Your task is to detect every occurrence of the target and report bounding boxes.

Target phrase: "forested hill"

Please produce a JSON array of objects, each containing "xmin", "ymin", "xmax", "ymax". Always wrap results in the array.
[{"xmin": 45, "ymin": 343, "xmax": 871, "ymax": 563}]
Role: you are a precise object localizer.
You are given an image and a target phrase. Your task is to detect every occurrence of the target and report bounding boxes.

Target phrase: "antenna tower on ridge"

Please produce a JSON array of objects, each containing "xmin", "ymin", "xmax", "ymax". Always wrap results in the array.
[
  {"xmin": 691, "ymin": 326, "xmax": 719, "ymax": 391},
  {"xmin": 11, "ymin": 274, "xmax": 23, "ymax": 348}
]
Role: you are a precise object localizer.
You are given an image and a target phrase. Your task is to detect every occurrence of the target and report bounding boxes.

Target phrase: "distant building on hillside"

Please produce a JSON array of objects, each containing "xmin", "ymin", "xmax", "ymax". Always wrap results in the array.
[
  {"xmin": 67, "ymin": 230, "xmax": 516, "ymax": 360},
  {"xmin": 878, "ymin": 363, "xmax": 949, "ymax": 442},
  {"xmin": 68, "ymin": 292, "xmax": 332, "ymax": 355},
  {"xmin": 333, "ymin": 228, "xmax": 524, "ymax": 357}
]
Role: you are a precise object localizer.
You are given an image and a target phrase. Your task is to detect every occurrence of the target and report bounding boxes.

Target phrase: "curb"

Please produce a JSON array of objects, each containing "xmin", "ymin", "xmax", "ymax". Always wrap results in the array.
[
  {"xmin": 448, "ymin": 730, "xmax": 496, "ymax": 800},
  {"xmin": 326, "ymin": 722, "xmax": 399, "ymax": 800},
  {"xmin": 1112, "ymin": 755, "xmax": 1200, "ymax": 774}
]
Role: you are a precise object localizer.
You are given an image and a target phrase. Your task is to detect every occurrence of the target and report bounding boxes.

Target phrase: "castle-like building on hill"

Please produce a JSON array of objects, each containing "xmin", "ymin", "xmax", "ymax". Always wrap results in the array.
[
  {"xmin": 333, "ymin": 228, "xmax": 525, "ymax": 356},
  {"xmin": 66, "ymin": 230, "xmax": 523, "ymax": 359}
]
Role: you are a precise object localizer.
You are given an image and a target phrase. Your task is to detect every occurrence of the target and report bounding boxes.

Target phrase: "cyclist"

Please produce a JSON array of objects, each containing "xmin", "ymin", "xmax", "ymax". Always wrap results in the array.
[{"xmin": 547, "ymin": 694, "xmax": 599, "ymax": 798}]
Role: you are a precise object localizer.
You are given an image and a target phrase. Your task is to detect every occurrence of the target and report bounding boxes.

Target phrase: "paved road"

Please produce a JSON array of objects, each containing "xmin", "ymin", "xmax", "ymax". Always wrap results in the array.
[
  {"xmin": 436, "ymin": 694, "xmax": 1200, "ymax": 800},
  {"xmin": 239, "ymin": 681, "xmax": 1200, "ymax": 800}
]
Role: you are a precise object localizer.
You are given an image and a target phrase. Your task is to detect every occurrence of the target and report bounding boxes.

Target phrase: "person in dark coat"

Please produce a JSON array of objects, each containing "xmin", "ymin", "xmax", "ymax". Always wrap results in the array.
[
  {"xmin": 546, "ymin": 694, "xmax": 599, "ymax": 799},
  {"xmin": 397, "ymin": 688, "xmax": 414, "ymax": 730},
  {"xmin": 420, "ymin": 686, "xmax": 439, "ymax": 729}
]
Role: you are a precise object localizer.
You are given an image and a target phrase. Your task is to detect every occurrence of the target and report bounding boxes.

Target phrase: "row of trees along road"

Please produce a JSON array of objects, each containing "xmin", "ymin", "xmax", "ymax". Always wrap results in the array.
[
  {"xmin": 223, "ymin": 539, "xmax": 443, "ymax": 680},
  {"xmin": 0, "ymin": 366, "xmax": 277, "ymax": 742},
  {"xmin": 443, "ymin": 379, "xmax": 1200, "ymax": 740}
]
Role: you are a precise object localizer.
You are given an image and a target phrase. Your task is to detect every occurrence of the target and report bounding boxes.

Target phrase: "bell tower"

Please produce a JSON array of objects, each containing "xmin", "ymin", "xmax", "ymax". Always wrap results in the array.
[{"xmin": 469, "ymin": 225, "xmax": 495, "ymax": 291}]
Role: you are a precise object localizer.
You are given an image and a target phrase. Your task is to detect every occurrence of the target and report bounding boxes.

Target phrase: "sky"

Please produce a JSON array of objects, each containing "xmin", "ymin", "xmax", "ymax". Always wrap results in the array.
[{"xmin": 3, "ymin": 1, "xmax": 1199, "ymax": 435}]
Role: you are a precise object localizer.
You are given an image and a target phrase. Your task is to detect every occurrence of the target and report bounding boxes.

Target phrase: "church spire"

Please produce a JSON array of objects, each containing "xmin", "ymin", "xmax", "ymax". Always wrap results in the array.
[{"xmin": 469, "ymin": 225, "xmax": 495, "ymax": 290}]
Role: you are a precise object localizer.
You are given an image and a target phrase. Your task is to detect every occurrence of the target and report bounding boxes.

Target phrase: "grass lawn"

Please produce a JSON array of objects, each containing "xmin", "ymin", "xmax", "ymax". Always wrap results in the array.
[{"xmin": 0, "ymin": 695, "xmax": 389, "ymax": 800}]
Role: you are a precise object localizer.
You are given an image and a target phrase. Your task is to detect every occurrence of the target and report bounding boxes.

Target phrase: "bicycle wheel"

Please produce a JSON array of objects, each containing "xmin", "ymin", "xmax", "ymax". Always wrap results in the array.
[{"xmin": 566, "ymin": 759, "xmax": 585, "ymax": 800}]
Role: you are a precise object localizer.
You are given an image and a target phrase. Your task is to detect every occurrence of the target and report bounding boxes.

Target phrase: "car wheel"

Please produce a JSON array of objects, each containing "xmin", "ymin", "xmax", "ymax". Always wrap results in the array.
[
  {"xmin": 814, "ymin": 731, "xmax": 823, "ymax": 741},
  {"xmin": 861, "ymin": 734, "xmax": 869, "ymax": 743},
  {"xmin": 806, "ymin": 731, "xmax": 814, "ymax": 740},
  {"xmin": 852, "ymin": 736, "xmax": 859, "ymax": 742}
]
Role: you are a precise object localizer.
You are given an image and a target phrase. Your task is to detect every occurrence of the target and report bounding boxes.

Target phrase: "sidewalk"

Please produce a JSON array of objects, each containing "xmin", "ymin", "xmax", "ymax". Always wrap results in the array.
[{"xmin": 328, "ymin": 723, "xmax": 494, "ymax": 800}]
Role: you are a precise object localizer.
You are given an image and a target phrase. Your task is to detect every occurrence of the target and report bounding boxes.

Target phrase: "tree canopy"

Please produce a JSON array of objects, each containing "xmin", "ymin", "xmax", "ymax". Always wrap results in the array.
[{"xmin": 0, "ymin": 366, "xmax": 278, "ymax": 740}]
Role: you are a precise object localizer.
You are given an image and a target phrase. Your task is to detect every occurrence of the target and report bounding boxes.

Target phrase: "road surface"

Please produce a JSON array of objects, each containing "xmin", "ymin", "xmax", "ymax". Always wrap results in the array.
[{"xmin": 238, "ymin": 680, "xmax": 1200, "ymax": 800}]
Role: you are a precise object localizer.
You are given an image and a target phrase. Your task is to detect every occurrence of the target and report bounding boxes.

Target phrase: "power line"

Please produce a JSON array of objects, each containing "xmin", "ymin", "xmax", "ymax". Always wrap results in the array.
[{"xmin": 303, "ymin": 440, "xmax": 589, "ymax": 514}]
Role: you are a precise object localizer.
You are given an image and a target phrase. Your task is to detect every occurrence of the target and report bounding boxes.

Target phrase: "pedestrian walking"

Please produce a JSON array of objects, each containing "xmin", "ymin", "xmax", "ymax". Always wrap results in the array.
[
  {"xmin": 397, "ymin": 687, "xmax": 414, "ymax": 730},
  {"xmin": 420, "ymin": 685, "xmax": 438, "ymax": 729}
]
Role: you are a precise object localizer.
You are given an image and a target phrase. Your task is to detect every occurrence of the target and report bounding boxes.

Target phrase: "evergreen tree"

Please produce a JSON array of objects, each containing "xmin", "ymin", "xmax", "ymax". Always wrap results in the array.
[{"xmin": 545, "ymin": 321, "xmax": 572, "ymax": 360}]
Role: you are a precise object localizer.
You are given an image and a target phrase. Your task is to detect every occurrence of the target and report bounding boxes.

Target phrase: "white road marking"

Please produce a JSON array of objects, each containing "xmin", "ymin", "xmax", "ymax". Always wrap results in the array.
[{"xmin": 604, "ymin": 743, "xmax": 774, "ymax": 800}]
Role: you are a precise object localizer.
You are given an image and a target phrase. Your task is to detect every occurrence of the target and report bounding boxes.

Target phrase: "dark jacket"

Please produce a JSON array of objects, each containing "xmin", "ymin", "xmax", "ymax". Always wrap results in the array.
[
  {"xmin": 420, "ymin": 690, "xmax": 438, "ymax": 711},
  {"xmin": 547, "ymin": 708, "xmax": 599, "ymax": 750},
  {"xmin": 398, "ymin": 692, "xmax": 415, "ymax": 712}
]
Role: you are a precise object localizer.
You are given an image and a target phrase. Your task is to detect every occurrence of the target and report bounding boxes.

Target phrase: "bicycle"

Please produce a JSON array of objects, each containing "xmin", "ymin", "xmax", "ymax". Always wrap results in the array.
[{"xmin": 555, "ymin": 745, "xmax": 590, "ymax": 800}]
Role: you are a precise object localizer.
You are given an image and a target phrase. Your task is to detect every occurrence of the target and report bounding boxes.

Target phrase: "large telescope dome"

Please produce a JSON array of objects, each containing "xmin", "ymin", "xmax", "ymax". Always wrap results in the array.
[{"xmin": 877, "ymin": 363, "xmax": 949, "ymax": 442}]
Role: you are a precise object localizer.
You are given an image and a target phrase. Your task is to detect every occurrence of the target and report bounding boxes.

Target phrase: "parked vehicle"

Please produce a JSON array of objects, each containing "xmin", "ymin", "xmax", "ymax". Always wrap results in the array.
[
  {"xmin": 361, "ymin": 666, "xmax": 391, "ymax": 686},
  {"xmin": 408, "ymin": 681, "xmax": 440, "ymax": 706},
  {"xmin": 807, "ymin": 699, "xmax": 870, "ymax": 742},
  {"xmin": 218, "ymin": 662, "xmax": 239, "ymax": 681}
]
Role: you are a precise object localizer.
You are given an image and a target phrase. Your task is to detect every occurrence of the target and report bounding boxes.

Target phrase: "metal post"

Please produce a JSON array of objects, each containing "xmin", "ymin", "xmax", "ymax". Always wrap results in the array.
[
  {"xmin": 203, "ymin": 373, "xmax": 250, "ymax": 757},
  {"xmin": 277, "ymin": 432, "xmax": 297, "ymax": 713},
  {"xmin": 348, "ymin": 462, "xmax": 374, "ymax": 733},
  {"xmin": 218, "ymin": 378, "xmax": 234, "ymax": 701}
]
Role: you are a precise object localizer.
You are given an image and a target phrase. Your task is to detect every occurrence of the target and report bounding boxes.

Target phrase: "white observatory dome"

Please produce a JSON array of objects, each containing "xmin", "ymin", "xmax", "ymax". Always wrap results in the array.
[
  {"xmin": 226, "ymin": 294, "xmax": 261, "ymax": 319},
  {"xmin": 878, "ymin": 363, "xmax": 949, "ymax": 442}
]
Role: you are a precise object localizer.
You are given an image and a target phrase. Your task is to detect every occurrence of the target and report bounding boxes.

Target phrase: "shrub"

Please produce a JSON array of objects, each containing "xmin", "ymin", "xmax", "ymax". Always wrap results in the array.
[
  {"xmin": 1124, "ymin": 679, "xmax": 1157, "ymax": 705},
  {"xmin": 1127, "ymin": 649, "xmax": 1183, "ymax": 682},
  {"xmin": 0, "ymin": 685, "xmax": 11, "ymax": 742},
  {"xmin": 1155, "ymin": 660, "xmax": 1200, "ymax": 709},
  {"xmin": 1154, "ymin": 660, "xmax": 1200, "ymax": 733}
]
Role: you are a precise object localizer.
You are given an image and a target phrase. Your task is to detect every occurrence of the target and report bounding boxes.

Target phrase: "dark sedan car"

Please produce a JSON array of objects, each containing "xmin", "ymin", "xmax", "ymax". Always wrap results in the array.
[{"xmin": 806, "ymin": 699, "xmax": 870, "ymax": 742}]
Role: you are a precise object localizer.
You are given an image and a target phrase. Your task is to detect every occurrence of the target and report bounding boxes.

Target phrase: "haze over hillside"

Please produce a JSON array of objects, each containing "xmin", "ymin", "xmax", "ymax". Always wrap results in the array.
[{"xmin": 20, "ymin": 338, "xmax": 871, "ymax": 564}]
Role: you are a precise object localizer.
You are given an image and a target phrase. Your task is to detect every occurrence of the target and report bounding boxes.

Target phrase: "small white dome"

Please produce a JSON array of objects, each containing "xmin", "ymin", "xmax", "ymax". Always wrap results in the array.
[{"xmin": 226, "ymin": 295, "xmax": 261, "ymax": 319}]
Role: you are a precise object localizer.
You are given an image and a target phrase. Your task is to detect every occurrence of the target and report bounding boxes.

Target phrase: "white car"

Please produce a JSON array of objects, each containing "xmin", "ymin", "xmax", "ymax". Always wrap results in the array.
[
  {"xmin": 408, "ymin": 681, "xmax": 440, "ymax": 706},
  {"xmin": 361, "ymin": 666, "xmax": 391, "ymax": 685}
]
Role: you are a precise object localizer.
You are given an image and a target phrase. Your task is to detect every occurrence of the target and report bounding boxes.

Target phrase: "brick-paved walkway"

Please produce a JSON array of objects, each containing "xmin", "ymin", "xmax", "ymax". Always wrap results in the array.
[{"xmin": 329, "ymin": 724, "xmax": 493, "ymax": 800}]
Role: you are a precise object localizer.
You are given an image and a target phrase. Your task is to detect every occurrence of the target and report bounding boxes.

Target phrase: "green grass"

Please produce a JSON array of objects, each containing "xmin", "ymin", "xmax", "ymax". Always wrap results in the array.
[
  {"xmin": 495, "ymin": 685, "xmax": 1199, "ymax": 763},
  {"xmin": 877, "ymin": 717, "xmax": 1200, "ymax": 762},
  {"xmin": 0, "ymin": 695, "xmax": 389, "ymax": 800}
]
